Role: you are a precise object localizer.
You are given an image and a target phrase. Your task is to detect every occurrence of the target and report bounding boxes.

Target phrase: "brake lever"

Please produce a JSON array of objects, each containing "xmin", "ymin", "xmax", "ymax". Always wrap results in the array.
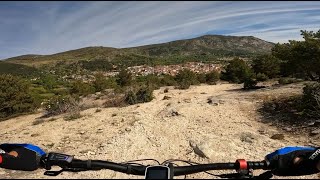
[
  {"xmin": 217, "ymin": 169, "xmax": 253, "ymax": 179},
  {"xmin": 44, "ymin": 167, "xmax": 88, "ymax": 176},
  {"xmin": 217, "ymin": 170, "xmax": 273, "ymax": 179},
  {"xmin": 44, "ymin": 169, "xmax": 64, "ymax": 176},
  {"xmin": 217, "ymin": 173, "xmax": 252, "ymax": 179},
  {"xmin": 254, "ymin": 171, "xmax": 273, "ymax": 179}
]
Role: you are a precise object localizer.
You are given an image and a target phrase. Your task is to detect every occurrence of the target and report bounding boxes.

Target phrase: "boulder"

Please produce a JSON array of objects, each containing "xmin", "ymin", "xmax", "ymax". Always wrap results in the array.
[
  {"xmin": 189, "ymin": 140, "xmax": 209, "ymax": 159},
  {"xmin": 310, "ymin": 129, "xmax": 320, "ymax": 136},
  {"xmin": 240, "ymin": 132, "xmax": 255, "ymax": 143}
]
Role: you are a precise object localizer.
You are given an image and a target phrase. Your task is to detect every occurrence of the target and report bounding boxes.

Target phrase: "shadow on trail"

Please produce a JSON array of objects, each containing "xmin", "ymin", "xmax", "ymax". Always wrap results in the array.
[
  {"xmin": 256, "ymin": 95, "xmax": 318, "ymax": 136},
  {"xmin": 224, "ymin": 86, "xmax": 266, "ymax": 93}
]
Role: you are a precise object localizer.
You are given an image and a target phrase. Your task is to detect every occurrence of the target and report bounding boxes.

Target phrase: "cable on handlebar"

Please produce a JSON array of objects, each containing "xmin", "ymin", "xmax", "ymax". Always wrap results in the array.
[
  {"xmin": 162, "ymin": 159, "xmax": 222, "ymax": 178},
  {"xmin": 120, "ymin": 158, "xmax": 160, "ymax": 165}
]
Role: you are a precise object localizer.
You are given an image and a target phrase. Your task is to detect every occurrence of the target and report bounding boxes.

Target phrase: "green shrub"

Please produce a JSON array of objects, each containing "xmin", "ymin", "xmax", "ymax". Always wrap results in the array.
[
  {"xmin": 256, "ymin": 73, "xmax": 269, "ymax": 82},
  {"xmin": 140, "ymin": 74, "xmax": 161, "ymax": 90},
  {"xmin": 70, "ymin": 80, "xmax": 95, "ymax": 96},
  {"xmin": 205, "ymin": 71, "xmax": 220, "ymax": 85},
  {"xmin": 0, "ymin": 74, "xmax": 38, "ymax": 120},
  {"xmin": 302, "ymin": 82, "xmax": 320, "ymax": 118},
  {"xmin": 243, "ymin": 74, "xmax": 258, "ymax": 90},
  {"xmin": 221, "ymin": 57, "xmax": 252, "ymax": 83},
  {"xmin": 197, "ymin": 73, "xmax": 207, "ymax": 83},
  {"xmin": 160, "ymin": 75, "xmax": 177, "ymax": 86},
  {"xmin": 244, "ymin": 78, "xmax": 257, "ymax": 90},
  {"xmin": 175, "ymin": 69, "xmax": 199, "ymax": 89},
  {"xmin": 124, "ymin": 86, "xmax": 154, "ymax": 105},
  {"xmin": 116, "ymin": 69, "xmax": 133, "ymax": 87},
  {"xmin": 136, "ymin": 86, "xmax": 154, "ymax": 103},
  {"xmin": 125, "ymin": 90, "xmax": 137, "ymax": 105},
  {"xmin": 93, "ymin": 72, "xmax": 109, "ymax": 92},
  {"xmin": 176, "ymin": 80, "xmax": 191, "ymax": 90},
  {"xmin": 34, "ymin": 74, "xmax": 60, "ymax": 91}
]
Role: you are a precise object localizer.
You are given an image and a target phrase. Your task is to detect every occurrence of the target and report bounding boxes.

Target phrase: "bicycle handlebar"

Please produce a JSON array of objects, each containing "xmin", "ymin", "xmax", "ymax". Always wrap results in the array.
[{"xmin": 41, "ymin": 152, "xmax": 270, "ymax": 177}]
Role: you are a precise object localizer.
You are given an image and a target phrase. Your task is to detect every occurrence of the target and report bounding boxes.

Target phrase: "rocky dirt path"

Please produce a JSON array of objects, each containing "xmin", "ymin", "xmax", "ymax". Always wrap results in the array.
[{"xmin": 0, "ymin": 83, "xmax": 319, "ymax": 179}]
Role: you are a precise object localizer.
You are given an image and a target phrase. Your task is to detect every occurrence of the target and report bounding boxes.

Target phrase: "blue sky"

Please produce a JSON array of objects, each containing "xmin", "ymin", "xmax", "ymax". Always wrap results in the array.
[{"xmin": 1, "ymin": 1, "xmax": 320, "ymax": 59}]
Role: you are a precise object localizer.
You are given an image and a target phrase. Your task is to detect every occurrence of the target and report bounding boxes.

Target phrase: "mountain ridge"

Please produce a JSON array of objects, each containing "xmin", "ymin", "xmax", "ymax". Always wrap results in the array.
[{"xmin": 3, "ymin": 34, "xmax": 275, "ymax": 66}]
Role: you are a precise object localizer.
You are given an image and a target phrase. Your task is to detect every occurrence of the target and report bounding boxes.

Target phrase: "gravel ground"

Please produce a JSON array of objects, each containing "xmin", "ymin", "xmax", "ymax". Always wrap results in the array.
[{"xmin": 0, "ymin": 82, "xmax": 319, "ymax": 179}]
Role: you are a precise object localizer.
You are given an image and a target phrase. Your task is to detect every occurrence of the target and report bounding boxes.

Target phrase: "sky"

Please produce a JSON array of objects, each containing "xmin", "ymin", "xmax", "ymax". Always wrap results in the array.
[{"xmin": 1, "ymin": 1, "xmax": 320, "ymax": 59}]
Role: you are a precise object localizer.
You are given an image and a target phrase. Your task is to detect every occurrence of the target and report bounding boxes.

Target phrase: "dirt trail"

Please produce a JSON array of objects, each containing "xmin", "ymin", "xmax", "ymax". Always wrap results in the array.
[{"xmin": 0, "ymin": 83, "xmax": 319, "ymax": 179}]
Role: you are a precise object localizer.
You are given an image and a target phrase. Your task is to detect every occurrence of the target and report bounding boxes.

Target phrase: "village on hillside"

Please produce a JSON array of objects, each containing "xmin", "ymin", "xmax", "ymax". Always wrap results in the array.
[
  {"xmin": 58, "ymin": 62, "xmax": 222, "ymax": 82},
  {"xmin": 127, "ymin": 62, "xmax": 221, "ymax": 76}
]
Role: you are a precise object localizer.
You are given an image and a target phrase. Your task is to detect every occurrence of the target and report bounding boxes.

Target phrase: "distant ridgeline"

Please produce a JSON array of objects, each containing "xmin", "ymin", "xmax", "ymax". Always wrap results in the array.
[{"xmin": 2, "ymin": 35, "xmax": 274, "ymax": 69}]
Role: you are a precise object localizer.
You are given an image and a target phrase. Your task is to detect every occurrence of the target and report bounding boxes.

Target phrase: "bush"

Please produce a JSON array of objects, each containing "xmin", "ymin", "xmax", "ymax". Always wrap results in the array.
[
  {"xmin": 302, "ymin": 82, "xmax": 320, "ymax": 118},
  {"xmin": 125, "ymin": 90, "xmax": 137, "ymax": 105},
  {"xmin": 205, "ymin": 71, "xmax": 220, "ymax": 85},
  {"xmin": 141, "ymin": 74, "xmax": 161, "ymax": 90},
  {"xmin": 0, "ymin": 74, "xmax": 38, "ymax": 120},
  {"xmin": 221, "ymin": 57, "xmax": 252, "ymax": 83},
  {"xmin": 243, "ymin": 74, "xmax": 258, "ymax": 90},
  {"xmin": 34, "ymin": 74, "xmax": 60, "ymax": 91},
  {"xmin": 160, "ymin": 75, "xmax": 177, "ymax": 86},
  {"xmin": 256, "ymin": 73, "xmax": 269, "ymax": 82},
  {"xmin": 197, "ymin": 73, "xmax": 207, "ymax": 83},
  {"xmin": 175, "ymin": 69, "xmax": 199, "ymax": 89},
  {"xmin": 116, "ymin": 69, "xmax": 133, "ymax": 87},
  {"xmin": 136, "ymin": 86, "xmax": 153, "ymax": 103},
  {"xmin": 70, "ymin": 80, "xmax": 95, "ymax": 96},
  {"xmin": 93, "ymin": 73, "xmax": 109, "ymax": 92},
  {"xmin": 176, "ymin": 80, "xmax": 192, "ymax": 90},
  {"xmin": 44, "ymin": 95, "xmax": 80, "ymax": 117},
  {"xmin": 124, "ymin": 86, "xmax": 154, "ymax": 105}
]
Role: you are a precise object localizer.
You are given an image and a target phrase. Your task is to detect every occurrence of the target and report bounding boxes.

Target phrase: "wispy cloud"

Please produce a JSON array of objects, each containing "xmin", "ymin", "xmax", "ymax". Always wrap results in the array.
[{"xmin": 0, "ymin": 1, "xmax": 320, "ymax": 59}]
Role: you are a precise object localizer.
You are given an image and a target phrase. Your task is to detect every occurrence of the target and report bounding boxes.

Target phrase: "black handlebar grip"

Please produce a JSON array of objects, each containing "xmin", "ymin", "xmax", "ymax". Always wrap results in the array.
[{"xmin": 247, "ymin": 161, "xmax": 268, "ymax": 170}]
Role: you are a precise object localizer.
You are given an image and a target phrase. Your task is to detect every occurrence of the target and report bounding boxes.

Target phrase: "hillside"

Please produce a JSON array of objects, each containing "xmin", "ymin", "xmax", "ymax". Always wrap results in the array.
[
  {"xmin": 3, "ymin": 35, "xmax": 274, "ymax": 67},
  {"xmin": 126, "ymin": 35, "xmax": 274, "ymax": 56},
  {"xmin": 0, "ymin": 61, "xmax": 41, "ymax": 77}
]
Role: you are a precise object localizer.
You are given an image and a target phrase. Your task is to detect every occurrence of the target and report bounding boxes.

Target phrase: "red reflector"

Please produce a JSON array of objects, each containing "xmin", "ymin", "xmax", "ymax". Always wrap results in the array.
[{"xmin": 0, "ymin": 155, "xmax": 2, "ymax": 164}]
